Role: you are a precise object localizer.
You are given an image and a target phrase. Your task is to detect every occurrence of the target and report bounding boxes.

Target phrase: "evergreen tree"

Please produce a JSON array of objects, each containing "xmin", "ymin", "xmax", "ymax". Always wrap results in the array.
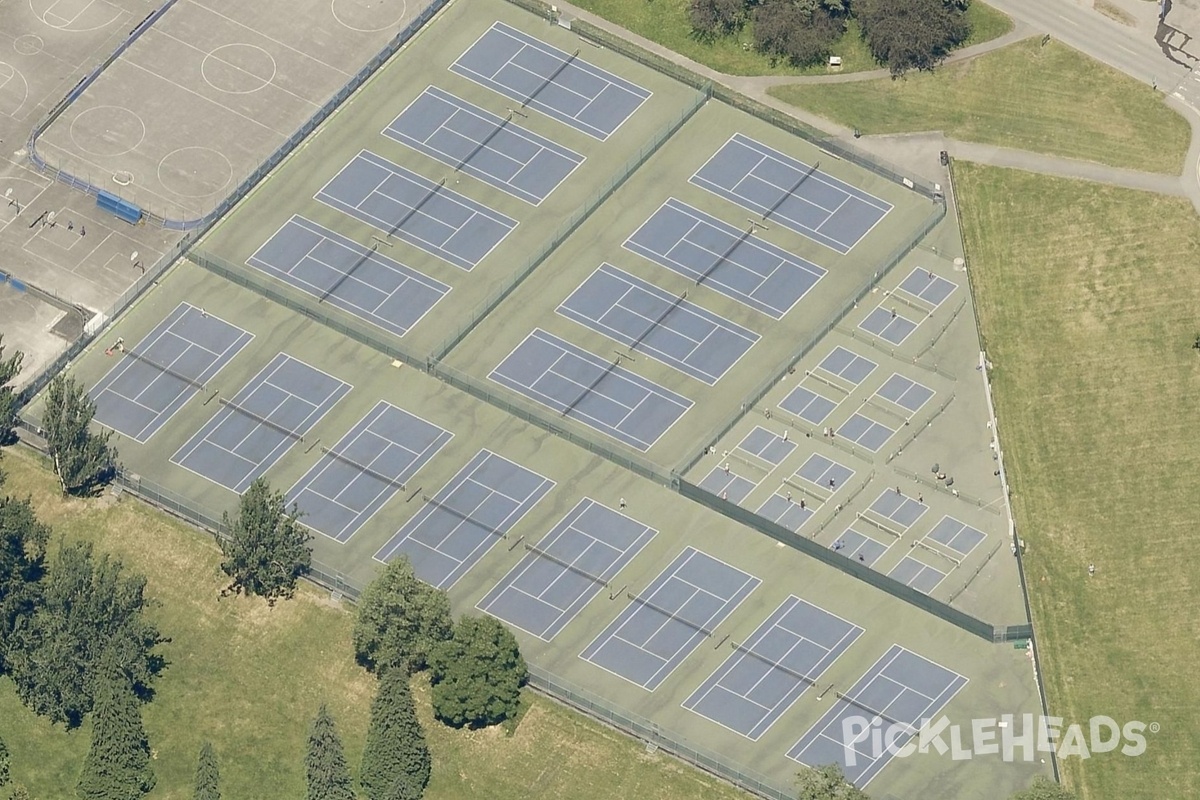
[
  {"xmin": 217, "ymin": 478, "xmax": 311, "ymax": 606},
  {"xmin": 0, "ymin": 734, "xmax": 10, "ymax": 788},
  {"xmin": 0, "ymin": 335, "xmax": 23, "ymax": 443},
  {"xmin": 41, "ymin": 375, "xmax": 115, "ymax": 495},
  {"xmin": 305, "ymin": 705, "xmax": 355, "ymax": 800},
  {"xmin": 428, "ymin": 615, "xmax": 525, "ymax": 729},
  {"xmin": 76, "ymin": 658, "xmax": 155, "ymax": 800},
  {"xmin": 360, "ymin": 670, "xmax": 430, "ymax": 800},
  {"xmin": 0, "ymin": 494, "xmax": 48, "ymax": 675},
  {"xmin": 354, "ymin": 556, "xmax": 452, "ymax": 675},
  {"xmin": 194, "ymin": 741, "xmax": 220, "ymax": 800},
  {"xmin": 7, "ymin": 541, "xmax": 164, "ymax": 727}
]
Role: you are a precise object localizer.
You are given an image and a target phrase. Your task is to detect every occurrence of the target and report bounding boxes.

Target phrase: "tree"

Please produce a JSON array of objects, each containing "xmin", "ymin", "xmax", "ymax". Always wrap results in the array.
[
  {"xmin": 0, "ymin": 494, "xmax": 49, "ymax": 674},
  {"xmin": 428, "ymin": 615, "xmax": 525, "ymax": 729},
  {"xmin": 1011, "ymin": 776, "xmax": 1076, "ymax": 800},
  {"xmin": 354, "ymin": 557, "xmax": 452, "ymax": 675},
  {"xmin": 217, "ymin": 478, "xmax": 311, "ymax": 606},
  {"xmin": 76, "ymin": 658, "xmax": 155, "ymax": 800},
  {"xmin": 41, "ymin": 375, "xmax": 115, "ymax": 495},
  {"xmin": 688, "ymin": 0, "xmax": 746, "ymax": 38},
  {"xmin": 11, "ymin": 786, "xmax": 31, "ymax": 800},
  {"xmin": 856, "ymin": 0, "xmax": 971, "ymax": 75},
  {"xmin": 360, "ymin": 670, "xmax": 430, "ymax": 800},
  {"xmin": 752, "ymin": 0, "xmax": 845, "ymax": 67},
  {"xmin": 7, "ymin": 541, "xmax": 165, "ymax": 727},
  {"xmin": 194, "ymin": 742, "xmax": 220, "ymax": 800},
  {"xmin": 0, "ymin": 336, "xmax": 23, "ymax": 444},
  {"xmin": 305, "ymin": 705, "xmax": 356, "ymax": 800},
  {"xmin": 795, "ymin": 763, "xmax": 869, "ymax": 800},
  {"xmin": 0, "ymin": 734, "xmax": 9, "ymax": 788}
]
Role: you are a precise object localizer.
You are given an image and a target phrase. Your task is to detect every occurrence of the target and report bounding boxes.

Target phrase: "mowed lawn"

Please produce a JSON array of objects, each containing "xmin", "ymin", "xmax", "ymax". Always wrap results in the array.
[
  {"xmin": 770, "ymin": 39, "xmax": 1190, "ymax": 174},
  {"xmin": 955, "ymin": 162, "xmax": 1200, "ymax": 799},
  {"xmin": 0, "ymin": 447, "xmax": 749, "ymax": 800},
  {"xmin": 569, "ymin": 0, "xmax": 1010, "ymax": 77}
]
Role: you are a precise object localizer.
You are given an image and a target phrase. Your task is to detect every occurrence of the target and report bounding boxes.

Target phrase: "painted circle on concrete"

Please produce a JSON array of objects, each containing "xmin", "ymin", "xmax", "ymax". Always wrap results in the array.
[
  {"xmin": 69, "ymin": 105, "xmax": 146, "ymax": 158},
  {"xmin": 331, "ymin": 0, "xmax": 407, "ymax": 32},
  {"xmin": 158, "ymin": 146, "xmax": 234, "ymax": 199},
  {"xmin": 201, "ymin": 43, "xmax": 277, "ymax": 94},
  {"xmin": 14, "ymin": 34, "xmax": 45, "ymax": 56}
]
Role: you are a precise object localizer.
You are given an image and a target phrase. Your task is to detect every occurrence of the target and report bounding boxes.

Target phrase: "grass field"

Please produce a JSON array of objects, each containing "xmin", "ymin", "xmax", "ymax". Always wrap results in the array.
[
  {"xmin": 0, "ymin": 446, "xmax": 750, "ymax": 800},
  {"xmin": 569, "ymin": 0, "xmax": 1011, "ymax": 76},
  {"xmin": 769, "ymin": 39, "xmax": 1191, "ymax": 174},
  {"xmin": 955, "ymin": 162, "xmax": 1200, "ymax": 799}
]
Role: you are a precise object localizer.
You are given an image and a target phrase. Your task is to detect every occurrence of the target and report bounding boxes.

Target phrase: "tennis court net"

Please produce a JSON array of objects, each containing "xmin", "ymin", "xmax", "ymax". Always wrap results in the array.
[
  {"xmin": 732, "ymin": 642, "xmax": 818, "ymax": 689},
  {"xmin": 561, "ymin": 355, "xmax": 621, "ymax": 418},
  {"xmin": 696, "ymin": 224, "xmax": 754, "ymax": 288},
  {"xmin": 523, "ymin": 49, "xmax": 579, "ymax": 109},
  {"xmin": 763, "ymin": 161, "xmax": 819, "ymax": 222},
  {"xmin": 121, "ymin": 347, "xmax": 205, "ymax": 392},
  {"xmin": 626, "ymin": 592, "xmax": 715, "ymax": 638},
  {"xmin": 319, "ymin": 242, "xmax": 377, "ymax": 304},
  {"xmin": 629, "ymin": 290, "xmax": 687, "ymax": 352},
  {"xmin": 525, "ymin": 543, "xmax": 609, "ymax": 588},
  {"xmin": 321, "ymin": 446, "xmax": 406, "ymax": 492},
  {"xmin": 218, "ymin": 397, "xmax": 303, "ymax": 441},
  {"xmin": 387, "ymin": 178, "xmax": 445, "ymax": 240},
  {"xmin": 836, "ymin": 691, "xmax": 914, "ymax": 732},
  {"xmin": 422, "ymin": 494, "xmax": 507, "ymax": 539}
]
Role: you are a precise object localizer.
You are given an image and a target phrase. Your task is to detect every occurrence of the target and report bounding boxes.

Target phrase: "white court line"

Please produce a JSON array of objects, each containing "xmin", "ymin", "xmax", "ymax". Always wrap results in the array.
[{"xmin": 184, "ymin": 0, "xmax": 353, "ymax": 76}]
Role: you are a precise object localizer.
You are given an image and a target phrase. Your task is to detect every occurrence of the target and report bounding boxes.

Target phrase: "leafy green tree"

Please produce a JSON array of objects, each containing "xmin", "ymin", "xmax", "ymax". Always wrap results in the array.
[
  {"xmin": 217, "ymin": 478, "xmax": 311, "ymax": 606},
  {"xmin": 41, "ymin": 375, "xmax": 115, "ymax": 495},
  {"xmin": 428, "ymin": 615, "xmax": 525, "ymax": 729},
  {"xmin": 11, "ymin": 785, "xmax": 31, "ymax": 800},
  {"xmin": 1011, "ymin": 776, "xmax": 1076, "ymax": 800},
  {"xmin": 856, "ymin": 0, "xmax": 970, "ymax": 75},
  {"xmin": 0, "ymin": 336, "xmax": 23, "ymax": 444},
  {"xmin": 194, "ymin": 741, "xmax": 220, "ymax": 800},
  {"xmin": 688, "ymin": 0, "xmax": 746, "ymax": 38},
  {"xmin": 354, "ymin": 557, "xmax": 452, "ymax": 675},
  {"xmin": 305, "ymin": 705, "xmax": 356, "ymax": 800},
  {"xmin": 0, "ymin": 734, "xmax": 10, "ymax": 788},
  {"xmin": 795, "ymin": 763, "xmax": 869, "ymax": 799},
  {"xmin": 76, "ymin": 657, "xmax": 155, "ymax": 800},
  {"xmin": 360, "ymin": 670, "xmax": 430, "ymax": 800},
  {"xmin": 752, "ymin": 0, "xmax": 845, "ymax": 67},
  {"xmin": 0, "ymin": 494, "xmax": 49, "ymax": 674},
  {"xmin": 7, "ymin": 541, "xmax": 165, "ymax": 727}
]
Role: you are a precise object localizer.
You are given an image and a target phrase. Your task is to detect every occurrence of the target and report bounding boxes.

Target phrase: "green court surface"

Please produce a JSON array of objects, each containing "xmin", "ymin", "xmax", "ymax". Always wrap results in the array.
[{"xmin": 26, "ymin": 0, "xmax": 1045, "ymax": 794}]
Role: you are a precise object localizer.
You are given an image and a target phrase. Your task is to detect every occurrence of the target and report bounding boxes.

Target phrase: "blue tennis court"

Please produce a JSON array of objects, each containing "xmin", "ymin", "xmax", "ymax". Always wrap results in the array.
[
  {"xmin": 699, "ymin": 465, "xmax": 756, "ymax": 504},
  {"xmin": 868, "ymin": 489, "xmax": 929, "ymax": 532},
  {"xmin": 91, "ymin": 303, "xmax": 252, "ymax": 443},
  {"xmin": 557, "ymin": 263, "xmax": 759, "ymax": 385},
  {"xmin": 489, "ymin": 328, "xmax": 692, "ymax": 452},
  {"xmin": 787, "ymin": 645, "xmax": 967, "ymax": 787},
  {"xmin": 875, "ymin": 373, "xmax": 934, "ymax": 414},
  {"xmin": 790, "ymin": 453, "xmax": 855, "ymax": 494},
  {"xmin": 286, "ymin": 402, "xmax": 452, "ymax": 543},
  {"xmin": 757, "ymin": 493, "xmax": 813, "ymax": 532},
  {"xmin": 737, "ymin": 426, "xmax": 795, "ymax": 465},
  {"xmin": 896, "ymin": 268, "xmax": 957, "ymax": 309},
  {"xmin": 925, "ymin": 516, "xmax": 986, "ymax": 558},
  {"xmin": 858, "ymin": 305, "xmax": 919, "ymax": 345},
  {"xmin": 374, "ymin": 449, "xmax": 554, "ymax": 589},
  {"xmin": 888, "ymin": 555, "xmax": 948, "ymax": 594},
  {"xmin": 833, "ymin": 527, "xmax": 890, "ymax": 566},
  {"xmin": 816, "ymin": 346, "xmax": 877, "ymax": 386},
  {"xmin": 580, "ymin": 547, "xmax": 759, "ymax": 691},
  {"xmin": 684, "ymin": 596, "xmax": 863, "ymax": 740},
  {"xmin": 171, "ymin": 354, "xmax": 351, "ymax": 493},
  {"xmin": 779, "ymin": 384, "xmax": 839, "ymax": 424},
  {"xmin": 477, "ymin": 498, "xmax": 657, "ymax": 640},
  {"xmin": 316, "ymin": 150, "xmax": 516, "ymax": 270},
  {"xmin": 691, "ymin": 133, "xmax": 892, "ymax": 254},
  {"xmin": 247, "ymin": 216, "xmax": 450, "ymax": 338},
  {"xmin": 624, "ymin": 198, "xmax": 825, "ymax": 319},
  {"xmin": 384, "ymin": 86, "xmax": 584, "ymax": 205},
  {"xmin": 450, "ymin": 22, "xmax": 651, "ymax": 141},
  {"xmin": 836, "ymin": 414, "xmax": 895, "ymax": 452}
]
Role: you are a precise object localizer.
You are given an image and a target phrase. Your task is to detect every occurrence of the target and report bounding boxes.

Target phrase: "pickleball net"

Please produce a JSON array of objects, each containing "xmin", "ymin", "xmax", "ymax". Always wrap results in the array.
[
  {"xmin": 626, "ymin": 592, "xmax": 715, "ymax": 638},
  {"xmin": 321, "ymin": 447, "xmax": 406, "ymax": 492},
  {"xmin": 218, "ymin": 397, "xmax": 303, "ymax": 442},
  {"xmin": 120, "ymin": 347, "xmax": 206, "ymax": 392},
  {"xmin": 763, "ymin": 161, "xmax": 819, "ymax": 222},
  {"xmin": 835, "ymin": 691, "xmax": 914, "ymax": 732},
  {"xmin": 524, "ymin": 543, "xmax": 609, "ymax": 588},
  {"xmin": 422, "ymin": 494, "xmax": 508, "ymax": 539}
]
